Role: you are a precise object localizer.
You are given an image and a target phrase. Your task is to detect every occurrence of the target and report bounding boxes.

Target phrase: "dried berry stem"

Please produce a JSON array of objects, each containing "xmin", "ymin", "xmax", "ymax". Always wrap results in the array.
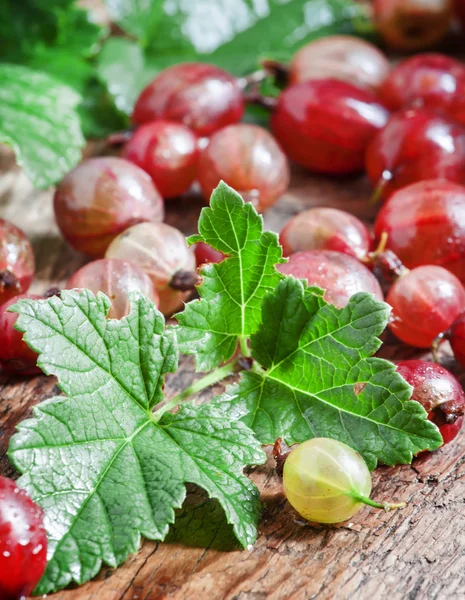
[{"xmin": 170, "ymin": 269, "xmax": 201, "ymax": 291}]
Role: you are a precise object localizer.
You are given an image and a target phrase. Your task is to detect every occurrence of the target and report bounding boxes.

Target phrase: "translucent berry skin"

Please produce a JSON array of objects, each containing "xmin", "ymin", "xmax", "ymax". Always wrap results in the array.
[
  {"xmin": 396, "ymin": 360, "xmax": 465, "ymax": 445},
  {"xmin": 374, "ymin": 0, "xmax": 452, "ymax": 52},
  {"xmin": 0, "ymin": 476, "xmax": 47, "ymax": 599},
  {"xmin": 374, "ymin": 180, "xmax": 465, "ymax": 283},
  {"xmin": 277, "ymin": 250, "xmax": 383, "ymax": 308},
  {"xmin": 105, "ymin": 222, "xmax": 196, "ymax": 315},
  {"xmin": 387, "ymin": 266, "xmax": 465, "ymax": 348},
  {"xmin": 283, "ymin": 438, "xmax": 372, "ymax": 524},
  {"xmin": 0, "ymin": 219, "xmax": 35, "ymax": 305},
  {"xmin": 280, "ymin": 208, "xmax": 371, "ymax": 260},
  {"xmin": 0, "ymin": 294, "xmax": 41, "ymax": 375},
  {"xmin": 54, "ymin": 157, "xmax": 164, "ymax": 258},
  {"xmin": 366, "ymin": 108, "xmax": 465, "ymax": 199},
  {"xmin": 451, "ymin": 313, "xmax": 465, "ymax": 368},
  {"xmin": 67, "ymin": 259, "xmax": 159, "ymax": 319},
  {"xmin": 290, "ymin": 35, "xmax": 390, "ymax": 92},
  {"xmin": 122, "ymin": 120, "xmax": 200, "ymax": 198},
  {"xmin": 194, "ymin": 242, "xmax": 225, "ymax": 266},
  {"xmin": 197, "ymin": 124, "xmax": 290, "ymax": 212},
  {"xmin": 380, "ymin": 54, "xmax": 465, "ymax": 125},
  {"xmin": 271, "ymin": 79, "xmax": 389, "ymax": 175},
  {"xmin": 132, "ymin": 63, "xmax": 244, "ymax": 137}
]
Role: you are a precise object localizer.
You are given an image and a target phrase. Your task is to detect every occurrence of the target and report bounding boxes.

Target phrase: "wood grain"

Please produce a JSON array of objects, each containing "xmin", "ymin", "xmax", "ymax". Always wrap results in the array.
[{"xmin": 1, "ymin": 144, "xmax": 465, "ymax": 600}]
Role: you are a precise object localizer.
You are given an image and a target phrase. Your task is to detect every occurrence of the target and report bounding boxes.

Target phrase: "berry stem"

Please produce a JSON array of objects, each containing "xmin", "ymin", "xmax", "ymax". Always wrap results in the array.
[
  {"xmin": 153, "ymin": 360, "xmax": 240, "ymax": 418},
  {"xmin": 350, "ymin": 492, "xmax": 407, "ymax": 511},
  {"xmin": 170, "ymin": 269, "xmax": 201, "ymax": 291}
]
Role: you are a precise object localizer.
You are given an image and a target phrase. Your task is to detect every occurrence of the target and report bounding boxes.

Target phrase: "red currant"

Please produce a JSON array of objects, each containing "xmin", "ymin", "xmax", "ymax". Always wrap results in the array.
[
  {"xmin": 194, "ymin": 242, "xmax": 225, "ymax": 266},
  {"xmin": 374, "ymin": 0, "xmax": 453, "ymax": 51},
  {"xmin": 279, "ymin": 208, "xmax": 371, "ymax": 260},
  {"xmin": 387, "ymin": 265, "xmax": 465, "ymax": 348},
  {"xmin": 67, "ymin": 259, "xmax": 159, "ymax": 319},
  {"xmin": 0, "ymin": 294, "xmax": 41, "ymax": 375},
  {"xmin": 380, "ymin": 54, "xmax": 465, "ymax": 125},
  {"xmin": 450, "ymin": 313, "xmax": 465, "ymax": 368},
  {"xmin": 396, "ymin": 360, "xmax": 465, "ymax": 444},
  {"xmin": 289, "ymin": 35, "xmax": 390, "ymax": 92},
  {"xmin": 54, "ymin": 157, "xmax": 164, "ymax": 258},
  {"xmin": 132, "ymin": 63, "xmax": 244, "ymax": 136},
  {"xmin": 197, "ymin": 124, "xmax": 290, "ymax": 212},
  {"xmin": 374, "ymin": 180, "xmax": 465, "ymax": 283},
  {"xmin": 366, "ymin": 108, "xmax": 465, "ymax": 199},
  {"xmin": 0, "ymin": 476, "xmax": 47, "ymax": 599},
  {"xmin": 271, "ymin": 79, "xmax": 389, "ymax": 174},
  {"xmin": 0, "ymin": 220, "xmax": 34, "ymax": 305},
  {"xmin": 105, "ymin": 222, "xmax": 197, "ymax": 316},
  {"xmin": 122, "ymin": 120, "xmax": 200, "ymax": 198},
  {"xmin": 277, "ymin": 250, "xmax": 383, "ymax": 308}
]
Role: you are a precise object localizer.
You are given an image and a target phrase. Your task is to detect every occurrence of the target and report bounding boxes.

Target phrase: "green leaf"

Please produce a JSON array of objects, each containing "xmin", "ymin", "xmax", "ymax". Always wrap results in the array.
[
  {"xmin": 97, "ymin": 38, "xmax": 158, "ymax": 115},
  {"xmin": 0, "ymin": 64, "xmax": 84, "ymax": 188},
  {"xmin": 8, "ymin": 290, "xmax": 265, "ymax": 593},
  {"xmin": 0, "ymin": 2, "xmax": 106, "ymax": 63},
  {"xmin": 175, "ymin": 182, "xmax": 285, "ymax": 372},
  {"xmin": 217, "ymin": 278, "xmax": 443, "ymax": 470},
  {"xmin": 143, "ymin": 0, "xmax": 372, "ymax": 74},
  {"xmin": 103, "ymin": 0, "xmax": 164, "ymax": 46}
]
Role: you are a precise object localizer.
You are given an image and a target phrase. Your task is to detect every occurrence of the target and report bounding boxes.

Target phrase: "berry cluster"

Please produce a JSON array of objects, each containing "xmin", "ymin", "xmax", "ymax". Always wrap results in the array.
[{"xmin": 3, "ymin": 13, "xmax": 465, "ymax": 585}]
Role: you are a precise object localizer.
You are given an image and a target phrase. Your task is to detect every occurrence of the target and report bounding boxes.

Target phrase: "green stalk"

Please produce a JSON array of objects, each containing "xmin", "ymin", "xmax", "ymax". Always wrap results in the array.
[
  {"xmin": 240, "ymin": 336, "xmax": 252, "ymax": 358},
  {"xmin": 153, "ymin": 360, "xmax": 239, "ymax": 419},
  {"xmin": 350, "ymin": 492, "xmax": 406, "ymax": 511}
]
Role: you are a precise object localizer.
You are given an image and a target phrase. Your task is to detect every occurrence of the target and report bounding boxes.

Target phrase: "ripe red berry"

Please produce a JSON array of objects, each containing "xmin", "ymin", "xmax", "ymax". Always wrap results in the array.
[
  {"xmin": 380, "ymin": 54, "xmax": 465, "ymax": 125},
  {"xmin": 122, "ymin": 120, "xmax": 200, "ymax": 198},
  {"xmin": 374, "ymin": 180, "xmax": 465, "ymax": 283},
  {"xmin": 132, "ymin": 63, "xmax": 244, "ymax": 136},
  {"xmin": 374, "ymin": 0, "xmax": 453, "ymax": 51},
  {"xmin": 366, "ymin": 108, "xmax": 465, "ymax": 199},
  {"xmin": 280, "ymin": 208, "xmax": 371, "ymax": 260},
  {"xmin": 387, "ymin": 265, "xmax": 465, "ymax": 348},
  {"xmin": 0, "ymin": 220, "xmax": 35, "ymax": 305},
  {"xmin": 289, "ymin": 35, "xmax": 390, "ymax": 92},
  {"xmin": 67, "ymin": 259, "xmax": 159, "ymax": 319},
  {"xmin": 277, "ymin": 250, "xmax": 383, "ymax": 308},
  {"xmin": 396, "ymin": 360, "xmax": 465, "ymax": 445},
  {"xmin": 271, "ymin": 79, "xmax": 389, "ymax": 174},
  {"xmin": 194, "ymin": 242, "xmax": 225, "ymax": 266},
  {"xmin": 0, "ymin": 294, "xmax": 41, "ymax": 375},
  {"xmin": 54, "ymin": 157, "xmax": 164, "ymax": 258},
  {"xmin": 450, "ymin": 313, "xmax": 465, "ymax": 369},
  {"xmin": 0, "ymin": 476, "xmax": 47, "ymax": 599},
  {"xmin": 197, "ymin": 124, "xmax": 290, "ymax": 212},
  {"xmin": 105, "ymin": 222, "xmax": 197, "ymax": 316}
]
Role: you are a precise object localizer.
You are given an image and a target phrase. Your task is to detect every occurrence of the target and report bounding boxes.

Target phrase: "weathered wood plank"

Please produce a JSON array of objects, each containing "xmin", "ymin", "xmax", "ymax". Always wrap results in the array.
[{"xmin": 1, "ymin": 146, "xmax": 464, "ymax": 600}]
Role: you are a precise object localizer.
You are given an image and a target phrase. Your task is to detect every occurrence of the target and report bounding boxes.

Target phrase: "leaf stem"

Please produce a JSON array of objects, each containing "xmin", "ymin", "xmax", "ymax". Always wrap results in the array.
[
  {"xmin": 240, "ymin": 336, "xmax": 252, "ymax": 358},
  {"xmin": 350, "ymin": 492, "xmax": 407, "ymax": 512},
  {"xmin": 154, "ymin": 360, "xmax": 239, "ymax": 418}
]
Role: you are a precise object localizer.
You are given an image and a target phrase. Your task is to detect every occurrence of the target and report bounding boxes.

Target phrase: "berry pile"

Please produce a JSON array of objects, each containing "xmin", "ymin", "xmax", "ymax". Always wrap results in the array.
[{"xmin": 4, "ymin": 12, "xmax": 465, "ymax": 575}]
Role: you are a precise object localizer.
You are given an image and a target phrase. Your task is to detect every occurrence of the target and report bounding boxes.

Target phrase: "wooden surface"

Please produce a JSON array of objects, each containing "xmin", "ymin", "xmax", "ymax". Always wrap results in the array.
[{"xmin": 1, "ymin": 146, "xmax": 465, "ymax": 600}]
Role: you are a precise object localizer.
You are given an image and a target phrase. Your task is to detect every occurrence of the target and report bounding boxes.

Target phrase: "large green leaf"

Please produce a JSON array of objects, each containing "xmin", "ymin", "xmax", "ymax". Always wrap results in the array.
[
  {"xmin": 175, "ymin": 182, "xmax": 285, "ymax": 372},
  {"xmin": 0, "ymin": 64, "xmax": 84, "ymax": 188},
  {"xmin": 218, "ymin": 278, "xmax": 443, "ymax": 470},
  {"xmin": 9, "ymin": 291, "xmax": 265, "ymax": 593}
]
